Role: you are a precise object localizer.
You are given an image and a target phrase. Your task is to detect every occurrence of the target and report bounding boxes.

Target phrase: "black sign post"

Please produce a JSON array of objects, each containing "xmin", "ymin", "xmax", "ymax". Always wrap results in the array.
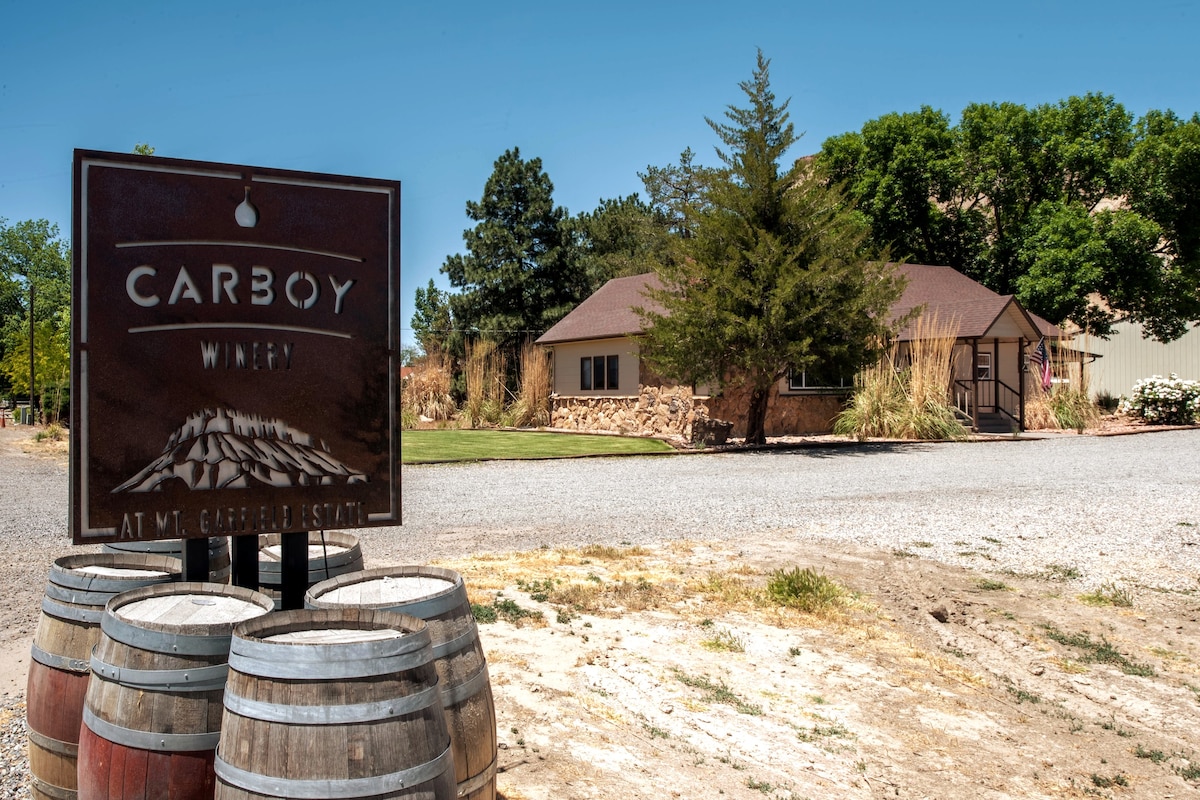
[{"xmin": 72, "ymin": 151, "xmax": 401, "ymax": 607}]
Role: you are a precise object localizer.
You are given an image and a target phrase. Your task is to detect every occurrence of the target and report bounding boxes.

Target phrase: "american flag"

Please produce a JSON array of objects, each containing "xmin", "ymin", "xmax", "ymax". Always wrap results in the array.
[{"xmin": 1030, "ymin": 338, "xmax": 1052, "ymax": 391}]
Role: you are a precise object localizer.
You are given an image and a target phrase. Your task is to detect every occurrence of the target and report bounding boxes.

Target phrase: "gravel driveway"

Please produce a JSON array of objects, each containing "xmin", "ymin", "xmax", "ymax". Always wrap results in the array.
[
  {"xmin": 379, "ymin": 430, "xmax": 1200, "ymax": 591},
  {"xmin": 4, "ymin": 428, "xmax": 1199, "ymax": 608}
]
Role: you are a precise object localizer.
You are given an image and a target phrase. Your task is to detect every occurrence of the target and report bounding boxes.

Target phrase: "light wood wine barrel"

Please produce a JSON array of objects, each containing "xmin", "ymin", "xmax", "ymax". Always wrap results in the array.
[
  {"xmin": 307, "ymin": 566, "xmax": 497, "ymax": 800},
  {"xmin": 103, "ymin": 538, "xmax": 232, "ymax": 583},
  {"xmin": 27, "ymin": 554, "xmax": 181, "ymax": 800},
  {"xmin": 214, "ymin": 608, "xmax": 454, "ymax": 800},
  {"xmin": 257, "ymin": 531, "xmax": 363, "ymax": 607},
  {"xmin": 78, "ymin": 582, "xmax": 274, "ymax": 800}
]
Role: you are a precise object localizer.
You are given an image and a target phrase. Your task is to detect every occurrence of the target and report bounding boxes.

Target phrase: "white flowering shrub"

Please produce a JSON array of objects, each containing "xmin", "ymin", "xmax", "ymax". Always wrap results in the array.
[{"xmin": 1119, "ymin": 373, "xmax": 1200, "ymax": 425}]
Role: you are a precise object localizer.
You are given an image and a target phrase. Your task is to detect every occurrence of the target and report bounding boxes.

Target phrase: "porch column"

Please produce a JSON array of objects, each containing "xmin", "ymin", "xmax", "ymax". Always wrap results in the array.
[
  {"xmin": 1018, "ymin": 337, "xmax": 1026, "ymax": 431},
  {"xmin": 971, "ymin": 338, "xmax": 979, "ymax": 431}
]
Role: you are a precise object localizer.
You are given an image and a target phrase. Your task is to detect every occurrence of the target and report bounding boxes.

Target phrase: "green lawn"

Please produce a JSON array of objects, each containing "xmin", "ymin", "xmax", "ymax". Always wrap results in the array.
[{"xmin": 401, "ymin": 429, "xmax": 675, "ymax": 463}]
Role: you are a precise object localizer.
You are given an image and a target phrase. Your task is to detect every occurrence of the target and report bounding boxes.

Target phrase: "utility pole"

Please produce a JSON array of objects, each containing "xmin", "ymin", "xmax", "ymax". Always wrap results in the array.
[{"xmin": 29, "ymin": 284, "xmax": 35, "ymax": 424}]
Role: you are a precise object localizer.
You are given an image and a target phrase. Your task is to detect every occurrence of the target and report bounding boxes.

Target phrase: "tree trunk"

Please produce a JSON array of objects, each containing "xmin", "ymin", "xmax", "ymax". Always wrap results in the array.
[{"xmin": 744, "ymin": 386, "xmax": 770, "ymax": 445}]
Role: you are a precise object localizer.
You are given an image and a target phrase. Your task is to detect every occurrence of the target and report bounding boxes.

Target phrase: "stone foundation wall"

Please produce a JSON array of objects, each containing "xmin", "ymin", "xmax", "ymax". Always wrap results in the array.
[
  {"xmin": 704, "ymin": 387, "xmax": 846, "ymax": 438},
  {"xmin": 550, "ymin": 383, "xmax": 848, "ymax": 440},
  {"xmin": 550, "ymin": 385, "xmax": 707, "ymax": 440}
]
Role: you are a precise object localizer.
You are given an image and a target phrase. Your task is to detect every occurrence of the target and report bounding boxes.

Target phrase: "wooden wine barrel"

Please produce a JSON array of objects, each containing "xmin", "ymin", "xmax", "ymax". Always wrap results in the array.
[
  {"xmin": 78, "ymin": 582, "xmax": 274, "ymax": 800},
  {"xmin": 102, "ymin": 538, "xmax": 231, "ymax": 583},
  {"xmin": 257, "ymin": 530, "xmax": 363, "ymax": 607},
  {"xmin": 27, "ymin": 553, "xmax": 181, "ymax": 800},
  {"xmin": 307, "ymin": 566, "xmax": 497, "ymax": 800},
  {"xmin": 214, "ymin": 607, "xmax": 454, "ymax": 800}
]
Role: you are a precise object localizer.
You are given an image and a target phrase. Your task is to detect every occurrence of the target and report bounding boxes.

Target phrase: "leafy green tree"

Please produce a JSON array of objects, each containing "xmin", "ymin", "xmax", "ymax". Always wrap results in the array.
[
  {"xmin": 0, "ymin": 219, "xmax": 72, "ymax": 412},
  {"xmin": 133, "ymin": 143, "xmax": 156, "ymax": 155},
  {"xmin": 639, "ymin": 52, "xmax": 904, "ymax": 445},
  {"xmin": 1117, "ymin": 110, "xmax": 1200, "ymax": 340},
  {"xmin": 441, "ymin": 148, "xmax": 588, "ymax": 353},
  {"xmin": 821, "ymin": 93, "xmax": 1200, "ymax": 340}
]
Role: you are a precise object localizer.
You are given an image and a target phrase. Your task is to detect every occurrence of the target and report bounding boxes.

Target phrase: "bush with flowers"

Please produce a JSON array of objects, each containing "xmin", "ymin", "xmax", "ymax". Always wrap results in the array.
[{"xmin": 1118, "ymin": 373, "xmax": 1200, "ymax": 425}]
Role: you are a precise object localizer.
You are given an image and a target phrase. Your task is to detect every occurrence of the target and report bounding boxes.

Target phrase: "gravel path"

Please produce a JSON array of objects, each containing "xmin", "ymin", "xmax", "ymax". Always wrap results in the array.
[{"xmin": 2, "ymin": 428, "xmax": 1199, "ymax": 797}]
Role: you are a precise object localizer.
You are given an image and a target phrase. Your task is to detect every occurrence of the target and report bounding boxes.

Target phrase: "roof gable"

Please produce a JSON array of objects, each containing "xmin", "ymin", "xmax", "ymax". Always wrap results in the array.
[{"xmin": 536, "ymin": 273, "xmax": 664, "ymax": 344}]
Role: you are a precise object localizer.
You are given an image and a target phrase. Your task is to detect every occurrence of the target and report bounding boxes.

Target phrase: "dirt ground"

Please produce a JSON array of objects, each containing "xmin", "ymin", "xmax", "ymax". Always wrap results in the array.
[{"xmin": 3, "ymin": 422, "xmax": 1200, "ymax": 800}]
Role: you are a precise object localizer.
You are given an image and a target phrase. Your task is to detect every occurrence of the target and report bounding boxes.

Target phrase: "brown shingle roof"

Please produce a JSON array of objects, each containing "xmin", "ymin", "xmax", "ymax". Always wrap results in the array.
[
  {"xmin": 538, "ymin": 264, "xmax": 1067, "ymax": 345},
  {"xmin": 536, "ymin": 273, "xmax": 665, "ymax": 344},
  {"xmin": 891, "ymin": 264, "xmax": 1065, "ymax": 340}
]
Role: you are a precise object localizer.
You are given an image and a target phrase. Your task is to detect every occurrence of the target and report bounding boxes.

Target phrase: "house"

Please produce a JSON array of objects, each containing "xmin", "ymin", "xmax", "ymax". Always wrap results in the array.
[{"xmin": 535, "ymin": 265, "xmax": 1067, "ymax": 439}]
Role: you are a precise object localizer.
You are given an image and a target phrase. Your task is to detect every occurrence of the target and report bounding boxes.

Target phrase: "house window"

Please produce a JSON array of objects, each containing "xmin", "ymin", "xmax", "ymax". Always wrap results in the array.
[
  {"xmin": 581, "ymin": 355, "xmax": 619, "ymax": 391},
  {"xmin": 976, "ymin": 353, "xmax": 992, "ymax": 381},
  {"xmin": 787, "ymin": 365, "xmax": 849, "ymax": 392}
]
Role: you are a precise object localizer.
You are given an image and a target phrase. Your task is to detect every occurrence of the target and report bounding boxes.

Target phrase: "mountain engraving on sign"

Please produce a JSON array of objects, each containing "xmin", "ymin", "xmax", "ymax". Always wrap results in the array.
[{"xmin": 113, "ymin": 408, "xmax": 368, "ymax": 493}]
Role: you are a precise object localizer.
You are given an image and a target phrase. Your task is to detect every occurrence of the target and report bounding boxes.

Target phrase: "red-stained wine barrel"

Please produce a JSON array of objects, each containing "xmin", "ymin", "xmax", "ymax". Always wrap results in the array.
[
  {"xmin": 307, "ymin": 566, "xmax": 497, "ymax": 800},
  {"xmin": 27, "ymin": 554, "xmax": 181, "ymax": 800},
  {"xmin": 102, "ymin": 538, "xmax": 231, "ymax": 583},
  {"xmin": 257, "ymin": 530, "xmax": 363, "ymax": 608},
  {"xmin": 214, "ymin": 608, "xmax": 454, "ymax": 800},
  {"xmin": 77, "ymin": 582, "xmax": 274, "ymax": 800}
]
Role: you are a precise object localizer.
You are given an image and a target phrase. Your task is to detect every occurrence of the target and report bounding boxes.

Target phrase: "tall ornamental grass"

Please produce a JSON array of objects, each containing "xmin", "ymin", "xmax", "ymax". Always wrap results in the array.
[
  {"xmin": 509, "ymin": 342, "xmax": 553, "ymax": 428},
  {"xmin": 1024, "ymin": 343, "xmax": 1098, "ymax": 432},
  {"xmin": 463, "ymin": 339, "xmax": 507, "ymax": 428},
  {"xmin": 400, "ymin": 355, "xmax": 456, "ymax": 429},
  {"xmin": 834, "ymin": 313, "xmax": 968, "ymax": 440}
]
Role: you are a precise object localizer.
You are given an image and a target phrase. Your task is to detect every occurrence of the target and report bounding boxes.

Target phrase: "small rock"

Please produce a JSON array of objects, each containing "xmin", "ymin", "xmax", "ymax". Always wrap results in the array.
[
  {"xmin": 661, "ymin": 703, "xmax": 674, "ymax": 715},
  {"xmin": 1028, "ymin": 663, "xmax": 1045, "ymax": 676},
  {"xmin": 929, "ymin": 605, "xmax": 950, "ymax": 623}
]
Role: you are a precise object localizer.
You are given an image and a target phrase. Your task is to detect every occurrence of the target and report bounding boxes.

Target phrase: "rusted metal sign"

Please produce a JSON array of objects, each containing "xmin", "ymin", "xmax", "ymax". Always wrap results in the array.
[{"xmin": 71, "ymin": 150, "xmax": 401, "ymax": 545}]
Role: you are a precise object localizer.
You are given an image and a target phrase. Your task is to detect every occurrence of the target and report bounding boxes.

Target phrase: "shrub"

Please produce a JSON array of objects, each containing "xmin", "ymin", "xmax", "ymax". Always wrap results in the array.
[
  {"xmin": 1095, "ymin": 390, "xmax": 1120, "ymax": 414},
  {"xmin": 766, "ymin": 567, "xmax": 844, "ymax": 612},
  {"xmin": 1120, "ymin": 373, "xmax": 1200, "ymax": 425}
]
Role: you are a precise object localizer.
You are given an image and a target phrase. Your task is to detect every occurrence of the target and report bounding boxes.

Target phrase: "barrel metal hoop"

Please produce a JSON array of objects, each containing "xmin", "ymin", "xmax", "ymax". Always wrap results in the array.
[
  {"xmin": 82, "ymin": 706, "xmax": 220, "ymax": 752},
  {"xmin": 228, "ymin": 647, "xmax": 432, "ymax": 680},
  {"xmin": 26, "ymin": 727, "xmax": 79, "ymax": 758},
  {"xmin": 29, "ymin": 776, "xmax": 77, "ymax": 800},
  {"xmin": 100, "ymin": 611, "xmax": 233, "ymax": 656},
  {"xmin": 223, "ymin": 680, "xmax": 440, "ymax": 725},
  {"xmin": 441, "ymin": 662, "xmax": 490, "ymax": 708},
  {"xmin": 43, "ymin": 584, "xmax": 118, "ymax": 607},
  {"xmin": 214, "ymin": 742, "xmax": 452, "ymax": 799},
  {"xmin": 455, "ymin": 758, "xmax": 497, "ymax": 798},
  {"xmin": 41, "ymin": 597, "xmax": 101, "ymax": 625},
  {"xmin": 386, "ymin": 584, "xmax": 463, "ymax": 620},
  {"xmin": 50, "ymin": 569, "xmax": 168, "ymax": 593},
  {"xmin": 30, "ymin": 643, "xmax": 89, "ymax": 673},
  {"xmin": 90, "ymin": 653, "xmax": 228, "ymax": 691},
  {"xmin": 430, "ymin": 623, "xmax": 479, "ymax": 660}
]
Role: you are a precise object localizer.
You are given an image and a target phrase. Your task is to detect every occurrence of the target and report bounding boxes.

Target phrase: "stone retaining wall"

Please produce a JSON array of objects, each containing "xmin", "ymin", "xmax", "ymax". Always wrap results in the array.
[
  {"xmin": 551, "ymin": 383, "xmax": 847, "ymax": 440},
  {"xmin": 550, "ymin": 386, "xmax": 707, "ymax": 441}
]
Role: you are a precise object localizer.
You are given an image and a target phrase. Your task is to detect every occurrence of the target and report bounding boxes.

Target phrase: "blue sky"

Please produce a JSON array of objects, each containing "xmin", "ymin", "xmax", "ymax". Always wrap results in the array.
[{"xmin": 3, "ymin": 0, "xmax": 1198, "ymax": 350}]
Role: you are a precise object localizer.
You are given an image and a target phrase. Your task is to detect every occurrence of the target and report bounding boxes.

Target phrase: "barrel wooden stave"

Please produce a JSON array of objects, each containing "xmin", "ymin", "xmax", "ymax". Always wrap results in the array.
[
  {"xmin": 28, "ymin": 554, "xmax": 181, "ymax": 800},
  {"xmin": 307, "ymin": 566, "xmax": 498, "ymax": 800},
  {"xmin": 78, "ymin": 582, "xmax": 273, "ymax": 800},
  {"xmin": 216, "ymin": 608, "xmax": 454, "ymax": 800}
]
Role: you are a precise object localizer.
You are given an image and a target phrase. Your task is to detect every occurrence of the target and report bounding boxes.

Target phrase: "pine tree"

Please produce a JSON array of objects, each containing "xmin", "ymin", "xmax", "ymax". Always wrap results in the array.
[
  {"xmin": 441, "ymin": 148, "xmax": 588, "ymax": 354},
  {"xmin": 639, "ymin": 53, "xmax": 903, "ymax": 444}
]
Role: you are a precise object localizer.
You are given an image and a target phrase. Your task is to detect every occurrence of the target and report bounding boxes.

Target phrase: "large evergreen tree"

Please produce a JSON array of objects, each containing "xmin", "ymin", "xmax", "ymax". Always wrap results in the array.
[
  {"xmin": 639, "ymin": 53, "xmax": 903, "ymax": 445},
  {"xmin": 441, "ymin": 148, "xmax": 588, "ymax": 353}
]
